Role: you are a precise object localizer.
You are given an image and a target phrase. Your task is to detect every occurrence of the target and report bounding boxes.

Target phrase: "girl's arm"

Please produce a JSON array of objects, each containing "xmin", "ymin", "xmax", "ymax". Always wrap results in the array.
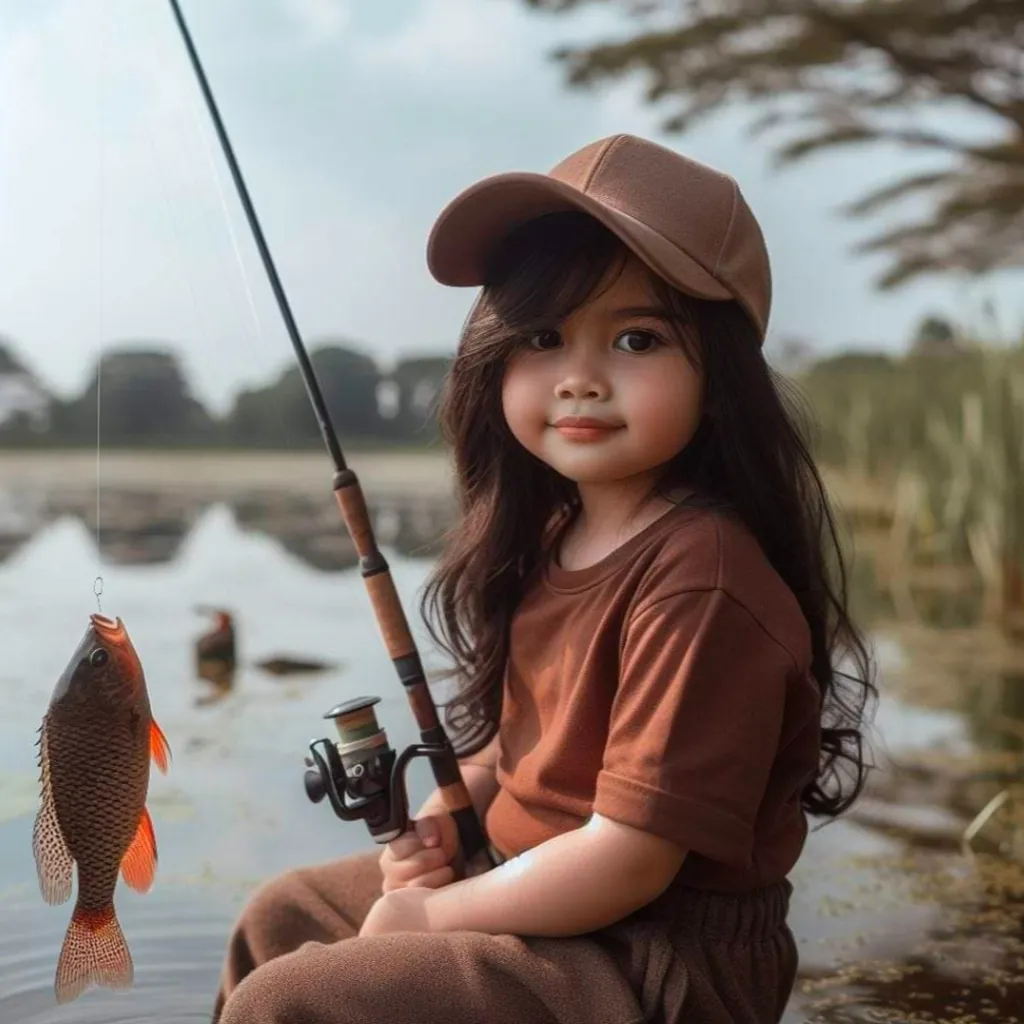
[
  {"xmin": 413, "ymin": 733, "xmax": 502, "ymax": 823},
  {"xmin": 422, "ymin": 813, "xmax": 686, "ymax": 937}
]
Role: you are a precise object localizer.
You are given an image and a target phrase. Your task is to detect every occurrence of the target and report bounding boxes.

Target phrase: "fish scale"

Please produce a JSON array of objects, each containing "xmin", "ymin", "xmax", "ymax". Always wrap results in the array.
[
  {"xmin": 33, "ymin": 614, "xmax": 170, "ymax": 1004},
  {"xmin": 45, "ymin": 710, "xmax": 149, "ymax": 911}
]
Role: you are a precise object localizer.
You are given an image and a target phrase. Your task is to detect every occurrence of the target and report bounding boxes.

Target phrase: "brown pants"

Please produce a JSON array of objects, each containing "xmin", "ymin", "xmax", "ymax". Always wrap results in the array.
[{"xmin": 212, "ymin": 851, "xmax": 797, "ymax": 1024}]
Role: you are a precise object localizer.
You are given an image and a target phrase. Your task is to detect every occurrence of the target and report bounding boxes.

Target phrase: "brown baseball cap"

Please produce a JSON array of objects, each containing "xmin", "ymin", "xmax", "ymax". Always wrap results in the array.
[{"xmin": 426, "ymin": 133, "xmax": 772, "ymax": 340}]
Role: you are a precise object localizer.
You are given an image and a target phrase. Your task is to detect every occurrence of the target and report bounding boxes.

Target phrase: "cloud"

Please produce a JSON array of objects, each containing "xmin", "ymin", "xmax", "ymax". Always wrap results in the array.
[
  {"xmin": 0, "ymin": 0, "xmax": 647, "ymax": 411},
  {"xmin": 281, "ymin": 0, "xmax": 352, "ymax": 44},
  {"xmin": 358, "ymin": 0, "xmax": 545, "ymax": 82},
  {"xmin": 0, "ymin": 0, "xmax": 1019, "ymax": 416}
]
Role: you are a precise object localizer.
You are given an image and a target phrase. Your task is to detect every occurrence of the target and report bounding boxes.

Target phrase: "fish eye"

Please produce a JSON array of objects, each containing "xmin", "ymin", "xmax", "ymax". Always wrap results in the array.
[{"xmin": 89, "ymin": 648, "xmax": 109, "ymax": 668}]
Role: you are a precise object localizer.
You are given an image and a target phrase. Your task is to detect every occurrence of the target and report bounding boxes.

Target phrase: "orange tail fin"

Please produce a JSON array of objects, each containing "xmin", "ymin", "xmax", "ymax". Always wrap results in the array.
[{"xmin": 54, "ymin": 904, "xmax": 133, "ymax": 1004}]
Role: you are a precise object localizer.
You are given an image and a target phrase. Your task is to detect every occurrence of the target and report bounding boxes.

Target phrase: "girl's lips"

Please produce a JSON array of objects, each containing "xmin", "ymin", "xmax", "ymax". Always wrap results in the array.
[
  {"xmin": 552, "ymin": 416, "xmax": 619, "ymax": 429},
  {"xmin": 550, "ymin": 418, "xmax": 624, "ymax": 442}
]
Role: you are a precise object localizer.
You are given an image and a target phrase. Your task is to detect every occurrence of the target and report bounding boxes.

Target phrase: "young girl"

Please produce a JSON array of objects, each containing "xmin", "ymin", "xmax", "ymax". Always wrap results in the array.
[{"xmin": 212, "ymin": 134, "xmax": 875, "ymax": 1024}]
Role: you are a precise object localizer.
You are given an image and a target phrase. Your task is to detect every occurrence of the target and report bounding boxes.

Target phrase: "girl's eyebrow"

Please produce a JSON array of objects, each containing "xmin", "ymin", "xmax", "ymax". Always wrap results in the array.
[{"xmin": 607, "ymin": 305, "xmax": 673, "ymax": 321}]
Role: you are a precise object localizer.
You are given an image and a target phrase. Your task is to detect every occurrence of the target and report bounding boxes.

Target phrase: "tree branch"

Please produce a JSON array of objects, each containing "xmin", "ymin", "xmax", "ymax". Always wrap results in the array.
[{"xmin": 521, "ymin": 0, "xmax": 1024, "ymax": 289}]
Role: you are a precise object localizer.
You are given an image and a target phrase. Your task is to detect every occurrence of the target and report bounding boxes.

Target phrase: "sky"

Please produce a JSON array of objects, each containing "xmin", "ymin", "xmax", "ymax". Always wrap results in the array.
[{"xmin": 0, "ymin": 0, "xmax": 1020, "ymax": 414}]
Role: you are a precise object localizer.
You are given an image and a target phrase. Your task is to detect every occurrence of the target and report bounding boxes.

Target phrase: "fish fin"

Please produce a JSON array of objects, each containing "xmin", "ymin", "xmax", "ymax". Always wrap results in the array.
[
  {"xmin": 32, "ymin": 721, "xmax": 75, "ymax": 906},
  {"xmin": 149, "ymin": 719, "xmax": 171, "ymax": 775},
  {"xmin": 120, "ymin": 806, "xmax": 158, "ymax": 894},
  {"xmin": 54, "ymin": 904, "xmax": 133, "ymax": 1004}
]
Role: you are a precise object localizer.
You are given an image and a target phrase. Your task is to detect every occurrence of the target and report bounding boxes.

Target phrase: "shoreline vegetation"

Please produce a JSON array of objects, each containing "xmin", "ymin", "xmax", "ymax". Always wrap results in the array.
[
  {"xmin": 3, "ymin": 323, "xmax": 1024, "ymax": 632},
  {"xmin": 0, "ymin": 446, "xmax": 889, "ymax": 508},
  {"xmin": 0, "ymin": 449, "xmax": 456, "ymax": 498}
]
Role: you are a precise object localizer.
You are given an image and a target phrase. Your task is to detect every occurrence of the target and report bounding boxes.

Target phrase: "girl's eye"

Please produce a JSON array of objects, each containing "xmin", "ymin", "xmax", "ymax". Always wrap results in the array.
[
  {"xmin": 527, "ymin": 331, "xmax": 561, "ymax": 351},
  {"xmin": 614, "ymin": 330, "xmax": 661, "ymax": 354}
]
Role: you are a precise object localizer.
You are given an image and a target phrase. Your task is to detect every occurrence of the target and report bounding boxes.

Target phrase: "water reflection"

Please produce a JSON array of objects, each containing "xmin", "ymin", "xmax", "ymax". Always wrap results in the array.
[
  {"xmin": 192, "ymin": 606, "xmax": 338, "ymax": 694},
  {"xmin": 2, "ymin": 480, "xmax": 1024, "ymax": 1022},
  {"xmin": 0, "ymin": 486, "xmax": 456, "ymax": 572},
  {"xmin": 0, "ymin": 501, "xmax": 444, "ymax": 1022},
  {"xmin": 230, "ymin": 492, "xmax": 453, "ymax": 570},
  {"xmin": 791, "ymin": 848, "xmax": 1024, "ymax": 1023},
  {"xmin": 784, "ymin": 615, "xmax": 1024, "ymax": 1020},
  {"xmin": 194, "ymin": 657, "xmax": 236, "ymax": 708}
]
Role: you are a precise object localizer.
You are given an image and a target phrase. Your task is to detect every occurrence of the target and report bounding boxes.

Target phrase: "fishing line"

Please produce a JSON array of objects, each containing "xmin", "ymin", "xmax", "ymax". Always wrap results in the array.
[
  {"xmin": 145, "ymin": 3, "xmax": 276, "ymax": 435},
  {"xmin": 93, "ymin": 0, "xmax": 109, "ymax": 615},
  {"xmin": 177, "ymin": 45, "xmax": 267, "ymax": 350}
]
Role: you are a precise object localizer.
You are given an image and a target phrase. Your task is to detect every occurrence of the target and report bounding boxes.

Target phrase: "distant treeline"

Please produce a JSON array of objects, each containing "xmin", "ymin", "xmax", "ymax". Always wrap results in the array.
[
  {"xmin": 0, "ymin": 339, "xmax": 451, "ymax": 450},
  {"xmin": 1, "ymin": 318, "xmax": 1018, "ymax": 461}
]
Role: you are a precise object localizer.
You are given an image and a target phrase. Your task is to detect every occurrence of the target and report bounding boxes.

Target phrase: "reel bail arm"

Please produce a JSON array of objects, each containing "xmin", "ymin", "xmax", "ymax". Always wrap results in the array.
[{"xmin": 303, "ymin": 696, "xmax": 478, "ymax": 850}]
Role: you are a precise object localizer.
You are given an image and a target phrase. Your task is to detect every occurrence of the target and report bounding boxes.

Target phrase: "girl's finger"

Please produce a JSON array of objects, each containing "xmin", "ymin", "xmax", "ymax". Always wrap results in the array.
[
  {"xmin": 404, "ymin": 865, "xmax": 455, "ymax": 890},
  {"xmin": 383, "ymin": 830, "xmax": 425, "ymax": 863},
  {"xmin": 381, "ymin": 863, "xmax": 453, "ymax": 893},
  {"xmin": 386, "ymin": 845, "xmax": 450, "ymax": 883}
]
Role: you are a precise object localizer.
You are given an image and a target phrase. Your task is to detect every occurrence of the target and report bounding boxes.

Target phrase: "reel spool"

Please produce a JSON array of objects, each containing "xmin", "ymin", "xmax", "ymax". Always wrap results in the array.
[{"xmin": 304, "ymin": 696, "xmax": 451, "ymax": 843}]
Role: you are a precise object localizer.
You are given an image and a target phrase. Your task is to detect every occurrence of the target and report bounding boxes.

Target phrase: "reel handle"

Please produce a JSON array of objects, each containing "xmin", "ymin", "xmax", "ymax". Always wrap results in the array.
[{"xmin": 303, "ymin": 696, "xmax": 495, "ymax": 877}]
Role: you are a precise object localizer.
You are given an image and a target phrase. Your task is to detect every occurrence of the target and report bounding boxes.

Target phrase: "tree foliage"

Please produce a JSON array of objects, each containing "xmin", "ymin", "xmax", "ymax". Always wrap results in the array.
[
  {"xmin": 388, "ymin": 355, "xmax": 452, "ymax": 442},
  {"xmin": 225, "ymin": 341, "xmax": 384, "ymax": 447},
  {"xmin": 522, "ymin": 0, "xmax": 1024, "ymax": 289},
  {"xmin": 0, "ymin": 338, "xmax": 25, "ymax": 374},
  {"xmin": 0, "ymin": 333, "xmax": 465, "ymax": 449},
  {"xmin": 53, "ymin": 348, "xmax": 216, "ymax": 445}
]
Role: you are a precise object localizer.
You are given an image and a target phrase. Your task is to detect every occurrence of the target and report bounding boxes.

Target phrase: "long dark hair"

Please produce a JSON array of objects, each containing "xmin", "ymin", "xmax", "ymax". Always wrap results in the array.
[{"xmin": 421, "ymin": 210, "xmax": 876, "ymax": 819}]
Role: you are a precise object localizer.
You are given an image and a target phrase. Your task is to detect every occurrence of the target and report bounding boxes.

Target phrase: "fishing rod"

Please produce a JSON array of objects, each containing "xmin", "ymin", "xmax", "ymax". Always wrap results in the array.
[{"xmin": 165, "ymin": 0, "xmax": 495, "ymax": 876}]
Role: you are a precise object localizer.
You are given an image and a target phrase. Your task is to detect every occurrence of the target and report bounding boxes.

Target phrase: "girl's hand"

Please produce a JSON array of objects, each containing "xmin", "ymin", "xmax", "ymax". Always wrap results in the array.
[
  {"xmin": 359, "ymin": 887, "xmax": 434, "ymax": 937},
  {"xmin": 379, "ymin": 813, "xmax": 460, "ymax": 893}
]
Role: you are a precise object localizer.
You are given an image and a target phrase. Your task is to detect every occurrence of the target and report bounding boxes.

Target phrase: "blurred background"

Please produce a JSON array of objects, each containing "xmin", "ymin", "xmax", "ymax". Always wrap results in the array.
[{"xmin": 1, "ymin": 1, "xmax": 1023, "ymax": 1021}]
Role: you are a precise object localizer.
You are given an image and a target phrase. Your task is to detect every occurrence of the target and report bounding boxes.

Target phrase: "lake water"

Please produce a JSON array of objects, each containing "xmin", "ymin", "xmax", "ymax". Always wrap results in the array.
[{"xmin": 1, "ymin": 480, "xmax": 1022, "ymax": 1023}]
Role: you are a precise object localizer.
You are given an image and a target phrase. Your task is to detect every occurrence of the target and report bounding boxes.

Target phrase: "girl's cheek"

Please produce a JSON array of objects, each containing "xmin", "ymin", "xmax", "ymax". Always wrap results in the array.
[
  {"xmin": 628, "ymin": 366, "xmax": 702, "ymax": 439},
  {"xmin": 501, "ymin": 370, "xmax": 543, "ymax": 445}
]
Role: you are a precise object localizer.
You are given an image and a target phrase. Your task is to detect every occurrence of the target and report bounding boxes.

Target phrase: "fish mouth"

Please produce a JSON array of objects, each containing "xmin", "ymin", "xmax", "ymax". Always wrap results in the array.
[{"xmin": 90, "ymin": 614, "xmax": 126, "ymax": 641}]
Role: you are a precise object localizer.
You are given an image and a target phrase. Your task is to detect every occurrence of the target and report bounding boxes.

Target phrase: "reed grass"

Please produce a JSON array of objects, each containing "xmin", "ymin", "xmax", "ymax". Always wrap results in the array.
[{"xmin": 799, "ymin": 339, "xmax": 1024, "ymax": 631}]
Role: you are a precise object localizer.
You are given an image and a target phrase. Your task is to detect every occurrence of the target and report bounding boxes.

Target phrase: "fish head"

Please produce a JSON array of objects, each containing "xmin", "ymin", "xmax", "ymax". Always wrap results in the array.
[{"xmin": 51, "ymin": 615, "xmax": 146, "ymax": 710}]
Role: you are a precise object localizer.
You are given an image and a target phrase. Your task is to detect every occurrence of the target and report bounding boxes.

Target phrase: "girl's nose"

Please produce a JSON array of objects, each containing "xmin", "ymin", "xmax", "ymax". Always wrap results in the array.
[
  {"xmin": 554, "ymin": 350, "xmax": 610, "ymax": 400},
  {"xmin": 554, "ymin": 374, "xmax": 609, "ymax": 401}
]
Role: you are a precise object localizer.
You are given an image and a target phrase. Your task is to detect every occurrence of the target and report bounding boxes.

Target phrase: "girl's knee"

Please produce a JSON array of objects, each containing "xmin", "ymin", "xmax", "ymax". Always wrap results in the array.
[
  {"xmin": 218, "ymin": 941, "xmax": 362, "ymax": 1024},
  {"xmin": 236, "ymin": 867, "xmax": 310, "ymax": 937},
  {"xmin": 218, "ymin": 955, "xmax": 293, "ymax": 1024}
]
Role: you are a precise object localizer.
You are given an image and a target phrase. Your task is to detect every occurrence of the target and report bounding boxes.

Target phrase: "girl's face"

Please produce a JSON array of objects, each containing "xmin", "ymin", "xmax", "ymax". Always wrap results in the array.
[{"xmin": 501, "ymin": 254, "xmax": 703, "ymax": 490}]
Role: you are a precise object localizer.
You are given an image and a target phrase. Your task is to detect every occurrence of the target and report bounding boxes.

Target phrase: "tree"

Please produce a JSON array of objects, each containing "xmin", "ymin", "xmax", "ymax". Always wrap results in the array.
[
  {"xmin": 387, "ymin": 355, "xmax": 452, "ymax": 442},
  {"xmin": 53, "ymin": 348, "xmax": 215, "ymax": 445},
  {"xmin": 522, "ymin": 0, "xmax": 1024, "ymax": 289},
  {"xmin": 0, "ymin": 337, "xmax": 52, "ymax": 438},
  {"xmin": 0, "ymin": 337, "xmax": 24, "ymax": 374},
  {"xmin": 225, "ymin": 341, "xmax": 384, "ymax": 446}
]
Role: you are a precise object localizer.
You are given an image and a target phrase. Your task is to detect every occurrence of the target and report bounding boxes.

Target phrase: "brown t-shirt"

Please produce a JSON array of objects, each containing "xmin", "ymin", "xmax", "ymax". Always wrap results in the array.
[{"xmin": 481, "ymin": 503, "xmax": 822, "ymax": 892}]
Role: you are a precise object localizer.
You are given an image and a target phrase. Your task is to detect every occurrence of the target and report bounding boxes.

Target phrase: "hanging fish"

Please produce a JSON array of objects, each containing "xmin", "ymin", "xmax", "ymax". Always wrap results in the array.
[{"xmin": 32, "ymin": 613, "xmax": 171, "ymax": 1004}]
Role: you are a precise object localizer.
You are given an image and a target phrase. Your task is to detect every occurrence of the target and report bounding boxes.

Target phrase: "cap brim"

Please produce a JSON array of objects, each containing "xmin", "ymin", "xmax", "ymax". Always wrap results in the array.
[{"xmin": 426, "ymin": 171, "xmax": 731, "ymax": 304}]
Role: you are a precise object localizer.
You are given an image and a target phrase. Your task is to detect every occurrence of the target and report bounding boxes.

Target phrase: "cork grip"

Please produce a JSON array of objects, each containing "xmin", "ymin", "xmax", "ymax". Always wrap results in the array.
[
  {"xmin": 333, "ymin": 476, "xmax": 376, "ymax": 559},
  {"xmin": 332, "ymin": 469, "xmax": 494, "ymax": 871},
  {"xmin": 365, "ymin": 573, "xmax": 416, "ymax": 660}
]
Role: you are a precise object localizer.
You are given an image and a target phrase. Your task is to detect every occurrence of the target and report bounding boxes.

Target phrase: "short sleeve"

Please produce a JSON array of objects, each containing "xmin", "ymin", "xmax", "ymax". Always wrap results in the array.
[{"xmin": 592, "ymin": 587, "xmax": 795, "ymax": 868}]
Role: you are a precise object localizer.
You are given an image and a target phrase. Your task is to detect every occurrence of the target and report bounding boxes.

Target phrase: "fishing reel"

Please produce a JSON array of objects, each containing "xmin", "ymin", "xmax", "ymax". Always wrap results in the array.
[{"xmin": 303, "ymin": 696, "xmax": 451, "ymax": 843}]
